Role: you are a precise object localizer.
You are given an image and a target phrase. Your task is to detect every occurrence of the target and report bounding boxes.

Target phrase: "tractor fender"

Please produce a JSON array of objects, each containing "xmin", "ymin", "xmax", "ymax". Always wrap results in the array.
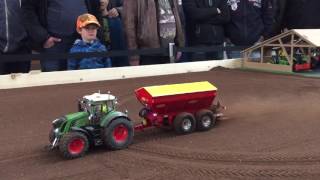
[
  {"xmin": 70, "ymin": 127, "xmax": 93, "ymax": 142},
  {"xmin": 100, "ymin": 111, "xmax": 131, "ymax": 128}
]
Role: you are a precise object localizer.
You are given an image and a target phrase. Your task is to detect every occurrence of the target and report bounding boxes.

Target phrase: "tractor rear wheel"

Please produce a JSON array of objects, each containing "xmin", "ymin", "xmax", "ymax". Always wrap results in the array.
[
  {"xmin": 59, "ymin": 132, "xmax": 89, "ymax": 159},
  {"xmin": 103, "ymin": 118, "xmax": 134, "ymax": 150},
  {"xmin": 196, "ymin": 109, "xmax": 216, "ymax": 131},
  {"xmin": 173, "ymin": 112, "xmax": 196, "ymax": 134}
]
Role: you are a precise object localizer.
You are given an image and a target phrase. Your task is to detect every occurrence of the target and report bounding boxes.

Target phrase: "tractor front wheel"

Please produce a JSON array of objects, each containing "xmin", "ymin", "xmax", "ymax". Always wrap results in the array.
[
  {"xmin": 173, "ymin": 112, "xmax": 196, "ymax": 134},
  {"xmin": 103, "ymin": 118, "xmax": 134, "ymax": 150},
  {"xmin": 59, "ymin": 132, "xmax": 89, "ymax": 159},
  {"xmin": 49, "ymin": 128, "xmax": 55, "ymax": 143}
]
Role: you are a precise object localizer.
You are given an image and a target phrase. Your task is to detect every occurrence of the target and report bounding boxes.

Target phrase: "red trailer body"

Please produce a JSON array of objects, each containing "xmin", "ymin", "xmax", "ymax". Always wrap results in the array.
[{"xmin": 134, "ymin": 81, "xmax": 220, "ymax": 133}]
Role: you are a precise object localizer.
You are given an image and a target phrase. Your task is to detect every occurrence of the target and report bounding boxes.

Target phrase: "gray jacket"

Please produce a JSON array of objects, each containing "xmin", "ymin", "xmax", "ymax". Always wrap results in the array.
[{"xmin": 0, "ymin": 0, "xmax": 28, "ymax": 53}]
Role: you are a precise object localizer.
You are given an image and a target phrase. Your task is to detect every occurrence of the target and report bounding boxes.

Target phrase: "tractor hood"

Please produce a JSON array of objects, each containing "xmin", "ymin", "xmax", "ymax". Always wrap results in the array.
[{"xmin": 65, "ymin": 111, "xmax": 89, "ymax": 121}]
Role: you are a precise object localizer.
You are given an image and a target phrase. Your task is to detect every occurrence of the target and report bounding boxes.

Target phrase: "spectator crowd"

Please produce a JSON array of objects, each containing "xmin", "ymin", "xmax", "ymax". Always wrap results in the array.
[{"xmin": 1, "ymin": 0, "xmax": 320, "ymax": 75}]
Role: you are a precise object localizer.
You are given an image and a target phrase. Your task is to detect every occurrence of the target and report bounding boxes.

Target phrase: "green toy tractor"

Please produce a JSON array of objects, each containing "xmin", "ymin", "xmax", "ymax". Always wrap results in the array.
[{"xmin": 49, "ymin": 92, "xmax": 134, "ymax": 159}]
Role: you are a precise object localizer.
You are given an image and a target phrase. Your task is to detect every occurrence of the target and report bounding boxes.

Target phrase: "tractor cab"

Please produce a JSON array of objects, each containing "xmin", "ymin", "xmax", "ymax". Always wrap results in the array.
[{"xmin": 79, "ymin": 92, "xmax": 117, "ymax": 123}]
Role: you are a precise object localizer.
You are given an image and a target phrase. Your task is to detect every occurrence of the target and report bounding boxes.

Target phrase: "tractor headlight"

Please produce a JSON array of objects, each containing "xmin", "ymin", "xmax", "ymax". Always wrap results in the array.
[{"xmin": 52, "ymin": 117, "xmax": 65, "ymax": 128}]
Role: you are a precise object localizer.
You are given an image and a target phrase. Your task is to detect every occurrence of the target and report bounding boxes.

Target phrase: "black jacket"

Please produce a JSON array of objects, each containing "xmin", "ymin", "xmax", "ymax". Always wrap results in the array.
[
  {"xmin": 282, "ymin": 0, "xmax": 320, "ymax": 29},
  {"xmin": 183, "ymin": 0, "xmax": 230, "ymax": 45},
  {"xmin": 0, "ymin": 0, "xmax": 28, "ymax": 53},
  {"xmin": 269, "ymin": 0, "xmax": 286, "ymax": 37},
  {"xmin": 21, "ymin": 0, "xmax": 100, "ymax": 50},
  {"xmin": 225, "ymin": 0, "xmax": 273, "ymax": 46}
]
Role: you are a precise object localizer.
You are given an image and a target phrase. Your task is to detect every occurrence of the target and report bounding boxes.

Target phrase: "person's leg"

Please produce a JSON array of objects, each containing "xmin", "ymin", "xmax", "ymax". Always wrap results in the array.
[
  {"xmin": 206, "ymin": 50, "xmax": 223, "ymax": 60},
  {"xmin": 225, "ymin": 42, "xmax": 242, "ymax": 59},
  {"xmin": 140, "ymin": 55, "xmax": 170, "ymax": 65},
  {"xmin": 0, "ymin": 46, "xmax": 31, "ymax": 74},
  {"xmin": 109, "ymin": 18, "xmax": 129, "ymax": 67},
  {"xmin": 0, "ymin": 62, "xmax": 5, "ymax": 75},
  {"xmin": 7, "ymin": 46, "xmax": 31, "ymax": 73}
]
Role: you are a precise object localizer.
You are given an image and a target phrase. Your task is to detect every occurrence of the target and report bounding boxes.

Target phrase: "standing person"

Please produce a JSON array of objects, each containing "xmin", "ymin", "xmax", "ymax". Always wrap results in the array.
[
  {"xmin": 0, "ymin": 0, "xmax": 30, "ymax": 75},
  {"xmin": 183, "ymin": 0, "xmax": 230, "ymax": 61},
  {"xmin": 123, "ymin": 0, "xmax": 185, "ymax": 65},
  {"xmin": 225, "ymin": 0, "xmax": 273, "ymax": 58},
  {"xmin": 282, "ymin": 0, "xmax": 320, "ymax": 30},
  {"xmin": 100, "ymin": 0, "xmax": 129, "ymax": 67},
  {"xmin": 68, "ymin": 13, "xmax": 111, "ymax": 70},
  {"xmin": 22, "ymin": 0, "xmax": 100, "ymax": 72}
]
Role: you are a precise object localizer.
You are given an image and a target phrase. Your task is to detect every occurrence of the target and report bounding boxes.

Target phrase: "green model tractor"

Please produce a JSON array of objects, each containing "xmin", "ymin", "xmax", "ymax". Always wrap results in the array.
[{"xmin": 49, "ymin": 92, "xmax": 134, "ymax": 159}]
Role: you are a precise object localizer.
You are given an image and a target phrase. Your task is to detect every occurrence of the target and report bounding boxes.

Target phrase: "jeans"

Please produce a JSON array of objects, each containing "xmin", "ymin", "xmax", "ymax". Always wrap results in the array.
[
  {"xmin": 140, "ymin": 55, "xmax": 169, "ymax": 65},
  {"xmin": 109, "ymin": 18, "xmax": 129, "ymax": 67},
  {"xmin": 191, "ymin": 51, "xmax": 223, "ymax": 61}
]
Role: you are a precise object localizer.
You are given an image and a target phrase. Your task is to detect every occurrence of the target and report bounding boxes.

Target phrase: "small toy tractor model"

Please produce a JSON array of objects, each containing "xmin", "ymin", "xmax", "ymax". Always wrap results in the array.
[
  {"xmin": 49, "ymin": 92, "xmax": 134, "ymax": 159},
  {"xmin": 49, "ymin": 81, "xmax": 225, "ymax": 159}
]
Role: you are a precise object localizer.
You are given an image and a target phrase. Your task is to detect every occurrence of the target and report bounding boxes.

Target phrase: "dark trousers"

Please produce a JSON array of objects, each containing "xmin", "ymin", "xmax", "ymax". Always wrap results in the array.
[
  {"xmin": 140, "ymin": 55, "xmax": 170, "ymax": 65},
  {"xmin": 190, "ymin": 44, "xmax": 223, "ymax": 61},
  {"xmin": 109, "ymin": 18, "xmax": 129, "ymax": 67},
  {"xmin": 0, "ymin": 46, "xmax": 31, "ymax": 75},
  {"xmin": 41, "ymin": 34, "xmax": 75, "ymax": 72}
]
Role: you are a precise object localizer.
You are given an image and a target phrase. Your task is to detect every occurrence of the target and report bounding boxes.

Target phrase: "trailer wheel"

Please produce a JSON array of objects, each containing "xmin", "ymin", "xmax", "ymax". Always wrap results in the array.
[
  {"xmin": 174, "ymin": 112, "xmax": 196, "ymax": 134},
  {"xmin": 196, "ymin": 109, "xmax": 216, "ymax": 131},
  {"xmin": 59, "ymin": 132, "xmax": 89, "ymax": 159},
  {"xmin": 103, "ymin": 118, "xmax": 134, "ymax": 150}
]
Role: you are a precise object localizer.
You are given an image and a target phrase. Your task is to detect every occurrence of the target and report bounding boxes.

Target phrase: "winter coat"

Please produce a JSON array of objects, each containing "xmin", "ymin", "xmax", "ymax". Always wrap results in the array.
[
  {"xmin": 269, "ymin": 0, "xmax": 286, "ymax": 37},
  {"xmin": 123, "ymin": 0, "xmax": 185, "ymax": 60},
  {"xmin": 21, "ymin": 0, "xmax": 100, "ymax": 50},
  {"xmin": 183, "ymin": 0, "xmax": 230, "ymax": 45},
  {"xmin": 225, "ymin": 0, "xmax": 273, "ymax": 46},
  {"xmin": 0, "ymin": 0, "xmax": 28, "ymax": 53},
  {"xmin": 68, "ymin": 39, "xmax": 111, "ymax": 70},
  {"xmin": 282, "ymin": 0, "xmax": 320, "ymax": 29}
]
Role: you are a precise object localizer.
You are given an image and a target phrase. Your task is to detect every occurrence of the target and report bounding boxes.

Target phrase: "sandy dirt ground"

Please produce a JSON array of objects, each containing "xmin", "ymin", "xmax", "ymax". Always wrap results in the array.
[{"xmin": 1, "ymin": 68, "xmax": 320, "ymax": 179}]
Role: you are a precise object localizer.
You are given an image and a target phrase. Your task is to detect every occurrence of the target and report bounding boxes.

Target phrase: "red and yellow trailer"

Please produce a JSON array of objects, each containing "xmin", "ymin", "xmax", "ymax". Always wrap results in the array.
[{"xmin": 134, "ymin": 81, "xmax": 222, "ymax": 134}]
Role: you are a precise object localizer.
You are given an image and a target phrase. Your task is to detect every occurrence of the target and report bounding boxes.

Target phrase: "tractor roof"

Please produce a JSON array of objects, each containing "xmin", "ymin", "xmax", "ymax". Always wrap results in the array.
[{"xmin": 83, "ymin": 93, "xmax": 116, "ymax": 103}]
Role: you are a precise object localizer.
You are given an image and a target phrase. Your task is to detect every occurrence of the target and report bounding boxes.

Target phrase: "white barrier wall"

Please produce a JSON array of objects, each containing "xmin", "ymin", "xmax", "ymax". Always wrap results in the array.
[{"xmin": 0, "ymin": 59, "xmax": 242, "ymax": 89}]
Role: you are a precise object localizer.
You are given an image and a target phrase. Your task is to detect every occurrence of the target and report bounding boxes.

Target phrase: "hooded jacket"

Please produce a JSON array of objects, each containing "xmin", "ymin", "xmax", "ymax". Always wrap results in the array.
[
  {"xmin": 68, "ymin": 39, "xmax": 111, "ymax": 70},
  {"xmin": 0, "ymin": 0, "xmax": 28, "ymax": 53},
  {"xmin": 225, "ymin": 0, "xmax": 273, "ymax": 46}
]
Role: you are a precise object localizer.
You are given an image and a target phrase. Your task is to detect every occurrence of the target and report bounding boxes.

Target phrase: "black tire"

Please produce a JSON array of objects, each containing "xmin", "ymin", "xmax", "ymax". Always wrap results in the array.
[
  {"xmin": 58, "ymin": 132, "xmax": 89, "ymax": 159},
  {"xmin": 49, "ymin": 128, "xmax": 55, "ymax": 143},
  {"xmin": 173, "ymin": 112, "xmax": 196, "ymax": 134},
  {"xmin": 196, "ymin": 109, "xmax": 216, "ymax": 131},
  {"xmin": 139, "ymin": 108, "xmax": 149, "ymax": 118},
  {"xmin": 103, "ymin": 118, "xmax": 134, "ymax": 150}
]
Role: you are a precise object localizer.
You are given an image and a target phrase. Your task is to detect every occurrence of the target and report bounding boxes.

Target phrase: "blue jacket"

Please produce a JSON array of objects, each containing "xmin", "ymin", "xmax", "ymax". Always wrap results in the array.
[
  {"xmin": 225, "ymin": 0, "xmax": 273, "ymax": 46},
  {"xmin": 68, "ymin": 39, "xmax": 112, "ymax": 70}
]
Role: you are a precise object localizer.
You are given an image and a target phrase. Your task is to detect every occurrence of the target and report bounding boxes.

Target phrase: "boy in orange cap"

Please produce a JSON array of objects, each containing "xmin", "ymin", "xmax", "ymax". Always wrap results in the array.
[{"xmin": 68, "ymin": 13, "xmax": 111, "ymax": 70}]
